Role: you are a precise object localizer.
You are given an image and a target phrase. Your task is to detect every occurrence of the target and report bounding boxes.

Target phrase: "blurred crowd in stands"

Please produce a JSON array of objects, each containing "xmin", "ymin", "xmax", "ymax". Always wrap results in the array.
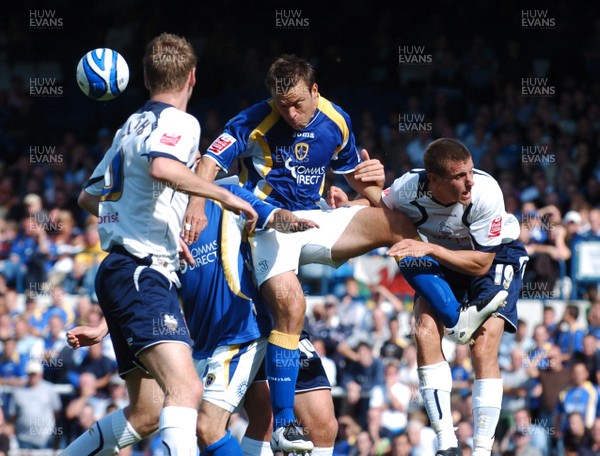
[{"xmin": 1, "ymin": 1, "xmax": 600, "ymax": 455}]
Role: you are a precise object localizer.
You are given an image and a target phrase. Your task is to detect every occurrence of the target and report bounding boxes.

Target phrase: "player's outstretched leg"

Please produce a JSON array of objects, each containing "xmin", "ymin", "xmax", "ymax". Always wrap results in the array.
[{"xmin": 397, "ymin": 256, "xmax": 507, "ymax": 343}]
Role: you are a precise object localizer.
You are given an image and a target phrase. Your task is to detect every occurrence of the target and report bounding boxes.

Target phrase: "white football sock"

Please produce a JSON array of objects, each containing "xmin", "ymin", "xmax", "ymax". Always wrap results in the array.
[
  {"xmin": 59, "ymin": 409, "xmax": 142, "ymax": 456},
  {"xmin": 159, "ymin": 406, "xmax": 198, "ymax": 456},
  {"xmin": 241, "ymin": 437, "xmax": 273, "ymax": 455},
  {"xmin": 472, "ymin": 378, "xmax": 502, "ymax": 456},
  {"xmin": 418, "ymin": 361, "xmax": 457, "ymax": 450}
]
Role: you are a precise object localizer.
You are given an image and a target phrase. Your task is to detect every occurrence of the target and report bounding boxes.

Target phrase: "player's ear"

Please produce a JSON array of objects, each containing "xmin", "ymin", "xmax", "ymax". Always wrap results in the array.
[
  {"xmin": 311, "ymin": 83, "xmax": 318, "ymax": 98},
  {"xmin": 143, "ymin": 69, "xmax": 150, "ymax": 91},
  {"xmin": 189, "ymin": 68, "xmax": 196, "ymax": 88}
]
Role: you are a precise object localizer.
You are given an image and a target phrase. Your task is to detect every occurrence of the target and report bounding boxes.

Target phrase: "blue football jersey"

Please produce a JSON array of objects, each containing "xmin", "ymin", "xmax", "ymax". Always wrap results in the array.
[
  {"xmin": 178, "ymin": 185, "xmax": 275, "ymax": 359},
  {"xmin": 204, "ymin": 95, "xmax": 361, "ymax": 211}
]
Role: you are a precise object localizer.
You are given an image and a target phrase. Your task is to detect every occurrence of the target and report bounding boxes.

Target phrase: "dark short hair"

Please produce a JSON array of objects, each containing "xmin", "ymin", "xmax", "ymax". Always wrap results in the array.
[
  {"xmin": 423, "ymin": 138, "xmax": 472, "ymax": 177},
  {"xmin": 265, "ymin": 54, "xmax": 316, "ymax": 96},
  {"xmin": 566, "ymin": 304, "xmax": 579, "ymax": 320}
]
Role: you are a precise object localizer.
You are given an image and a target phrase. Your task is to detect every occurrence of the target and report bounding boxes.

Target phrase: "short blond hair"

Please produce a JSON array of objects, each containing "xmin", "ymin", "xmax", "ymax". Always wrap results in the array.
[{"xmin": 143, "ymin": 33, "xmax": 196, "ymax": 94}]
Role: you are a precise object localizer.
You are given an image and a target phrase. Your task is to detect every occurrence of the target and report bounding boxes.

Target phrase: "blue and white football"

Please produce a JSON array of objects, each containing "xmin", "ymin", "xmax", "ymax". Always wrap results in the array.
[{"xmin": 76, "ymin": 48, "xmax": 129, "ymax": 101}]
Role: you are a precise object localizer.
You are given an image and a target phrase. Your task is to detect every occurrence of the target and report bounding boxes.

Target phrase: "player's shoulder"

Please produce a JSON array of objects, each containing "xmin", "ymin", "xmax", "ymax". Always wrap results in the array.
[
  {"xmin": 472, "ymin": 168, "xmax": 499, "ymax": 187},
  {"xmin": 317, "ymin": 95, "xmax": 351, "ymax": 127},
  {"xmin": 391, "ymin": 169, "xmax": 426, "ymax": 191}
]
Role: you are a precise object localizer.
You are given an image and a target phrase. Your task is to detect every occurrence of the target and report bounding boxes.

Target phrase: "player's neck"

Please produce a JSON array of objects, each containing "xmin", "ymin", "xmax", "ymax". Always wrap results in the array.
[{"xmin": 150, "ymin": 91, "xmax": 189, "ymax": 112}]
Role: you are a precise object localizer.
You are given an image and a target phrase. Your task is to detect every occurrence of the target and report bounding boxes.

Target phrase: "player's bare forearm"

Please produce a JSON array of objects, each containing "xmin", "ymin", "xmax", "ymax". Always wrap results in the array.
[
  {"xmin": 346, "ymin": 172, "xmax": 383, "ymax": 207},
  {"xmin": 78, "ymin": 190, "xmax": 100, "ymax": 216},
  {"xmin": 345, "ymin": 149, "xmax": 385, "ymax": 206},
  {"xmin": 387, "ymin": 239, "xmax": 494, "ymax": 276},
  {"xmin": 427, "ymin": 243, "xmax": 495, "ymax": 276}
]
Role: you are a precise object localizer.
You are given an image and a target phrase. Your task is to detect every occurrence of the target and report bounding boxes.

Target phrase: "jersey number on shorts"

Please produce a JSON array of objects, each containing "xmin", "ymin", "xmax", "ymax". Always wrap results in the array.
[
  {"xmin": 101, "ymin": 149, "xmax": 125, "ymax": 202},
  {"xmin": 493, "ymin": 257, "xmax": 528, "ymax": 289}
]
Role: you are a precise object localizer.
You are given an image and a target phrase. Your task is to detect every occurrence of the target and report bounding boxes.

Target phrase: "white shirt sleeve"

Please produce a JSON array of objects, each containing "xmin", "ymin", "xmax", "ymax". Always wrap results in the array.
[
  {"xmin": 146, "ymin": 109, "xmax": 200, "ymax": 164},
  {"xmin": 382, "ymin": 172, "xmax": 419, "ymax": 210},
  {"xmin": 468, "ymin": 176, "xmax": 507, "ymax": 249}
]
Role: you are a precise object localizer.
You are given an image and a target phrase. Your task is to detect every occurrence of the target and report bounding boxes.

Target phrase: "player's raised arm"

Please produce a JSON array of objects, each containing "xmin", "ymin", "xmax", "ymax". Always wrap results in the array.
[
  {"xmin": 345, "ymin": 149, "xmax": 386, "ymax": 207},
  {"xmin": 150, "ymin": 157, "xmax": 257, "ymax": 233}
]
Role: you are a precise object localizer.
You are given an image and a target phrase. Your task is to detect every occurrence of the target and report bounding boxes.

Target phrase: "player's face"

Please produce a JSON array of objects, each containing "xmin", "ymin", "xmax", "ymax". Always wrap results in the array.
[
  {"xmin": 272, "ymin": 82, "xmax": 319, "ymax": 130},
  {"xmin": 430, "ymin": 159, "xmax": 475, "ymax": 206}
]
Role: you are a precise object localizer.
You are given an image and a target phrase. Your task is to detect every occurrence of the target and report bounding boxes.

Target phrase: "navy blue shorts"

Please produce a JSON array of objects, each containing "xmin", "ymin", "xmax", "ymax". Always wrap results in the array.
[
  {"xmin": 440, "ymin": 242, "xmax": 529, "ymax": 333},
  {"xmin": 95, "ymin": 248, "xmax": 190, "ymax": 377},
  {"xmin": 254, "ymin": 333, "xmax": 331, "ymax": 392}
]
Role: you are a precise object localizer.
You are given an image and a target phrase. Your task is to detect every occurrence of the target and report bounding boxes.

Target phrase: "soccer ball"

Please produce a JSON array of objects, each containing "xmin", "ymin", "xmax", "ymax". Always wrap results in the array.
[{"xmin": 76, "ymin": 48, "xmax": 129, "ymax": 101}]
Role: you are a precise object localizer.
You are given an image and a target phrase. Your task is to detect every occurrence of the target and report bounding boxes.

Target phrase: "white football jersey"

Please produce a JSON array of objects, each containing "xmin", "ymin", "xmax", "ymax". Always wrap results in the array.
[
  {"xmin": 85, "ymin": 101, "xmax": 200, "ymax": 276},
  {"xmin": 382, "ymin": 169, "xmax": 520, "ymax": 251}
]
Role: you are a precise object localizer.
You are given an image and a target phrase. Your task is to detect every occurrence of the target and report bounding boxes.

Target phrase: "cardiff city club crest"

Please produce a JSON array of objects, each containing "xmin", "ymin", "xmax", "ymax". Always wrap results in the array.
[{"xmin": 294, "ymin": 142, "xmax": 309, "ymax": 161}]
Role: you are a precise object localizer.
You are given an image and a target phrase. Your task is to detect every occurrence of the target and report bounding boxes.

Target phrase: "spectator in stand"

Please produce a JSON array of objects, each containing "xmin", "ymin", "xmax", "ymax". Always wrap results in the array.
[
  {"xmin": 456, "ymin": 420, "xmax": 474, "ymax": 453},
  {"xmin": 563, "ymin": 412, "xmax": 592, "ymax": 456},
  {"xmin": 500, "ymin": 349, "xmax": 531, "ymax": 440},
  {"xmin": 542, "ymin": 306, "xmax": 558, "ymax": 339},
  {"xmin": 397, "ymin": 342, "xmax": 420, "ymax": 412},
  {"xmin": 334, "ymin": 415, "xmax": 362, "ymax": 456},
  {"xmin": 13, "ymin": 315, "xmax": 44, "ymax": 365},
  {"xmin": 379, "ymin": 316, "xmax": 407, "ymax": 363},
  {"xmin": 65, "ymin": 372, "xmax": 110, "ymax": 422},
  {"xmin": 365, "ymin": 407, "xmax": 390, "ymax": 455},
  {"xmin": 8, "ymin": 360, "xmax": 61, "ymax": 449},
  {"xmin": 499, "ymin": 319, "xmax": 534, "ymax": 370},
  {"xmin": 22, "ymin": 294, "xmax": 44, "ymax": 336},
  {"xmin": 67, "ymin": 225, "xmax": 106, "ymax": 296},
  {"xmin": 0, "ymin": 408, "xmax": 11, "ymax": 456},
  {"xmin": 67, "ymin": 403, "xmax": 96, "ymax": 448},
  {"xmin": 555, "ymin": 362, "xmax": 600, "ymax": 434},
  {"xmin": 0, "ymin": 337, "xmax": 26, "ymax": 415},
  {"xmin": 341, "ymin": 341, "xmax": 384, "ymax": 429},
  {"xmin": 405, "ymin": 418, "xmax": 436, "ymax": 456},
  {"xmin": 0, "ymin": 337, "xmax": 26, "ymax": 388},
  {"xmin": 77, "ymin": 340, "xmax": 117, "ymax": 394},
  {"xmin": 450, "ymin": 344, "xmax": 472, "ymax": 399},
  {"xmin": 337, "ymin": 278, "xmax": 369, "ymax": 339},
  {"xmin": 10, "ymin": 216, "xmax": 55, "ymax": 293},
  {"xmin": 587, "ymin": 300, "xmax": 600, "ymax": 340},
  {"xmin": 528, "ymin": 324, "xmax": 553, "ymax": 370},
  {"xmin": 390, "ymin": 431, "xmax": 412, "ymax": 456},
  {"xmin": 351, "ymin": 430, "xmax": 374, "ymax": 456},
  {"xmin": 40, "ymin": 284, "xmax": 72, "ymax": 331},
  {"xmin": 0, "ymin": 220, "xmax": 21, "ymax": 291},
  {"xmin": 520, "ymin": 204, "xmax": 571, "ymax": 295},
  {"xmin": 529, "ymin": 345, "xmax": 572, "ymax": 431},
  {"xmin": 500, "ymin": 408, "xmax": 549, "ymax": 456},
  {"xmin": 579, "ymin": 417, "xmax": 600, "ymax": 456},
  {"xmin": 311, "ymin": 337, "xmax": 337, "ymax": 387},
  {"xmin": 573, "ymin": 333, "xmax": 600, "ymax": 384},
  {"xmin": 553, "ymin": 304, "xmax": 586, "ymax": 363},
  {"xmin": 369, "ymin": 362, "xmax": 411, "ymax": 436}
]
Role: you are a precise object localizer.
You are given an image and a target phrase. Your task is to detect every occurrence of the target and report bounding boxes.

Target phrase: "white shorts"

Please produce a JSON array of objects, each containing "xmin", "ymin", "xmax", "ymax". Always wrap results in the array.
[
  {"xmin": 193, "ymin": 337, "xmax": 267, "ymax": 413},
  {"xmin": 250, "ymin": 205, "xmax": 367, "ymax": 286}
]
